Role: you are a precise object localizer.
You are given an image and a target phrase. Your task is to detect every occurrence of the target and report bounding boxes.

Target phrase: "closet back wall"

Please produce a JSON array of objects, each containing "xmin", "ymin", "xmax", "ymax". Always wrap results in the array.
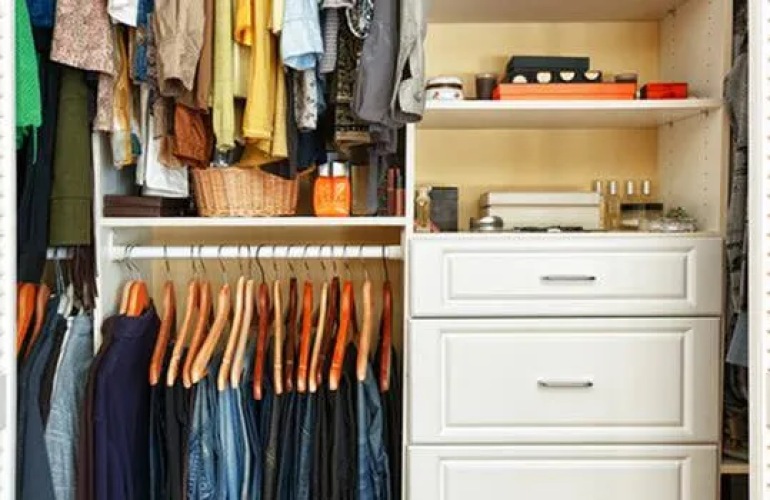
[{"xmin": 420, "ymin": 22, "xmax": 661, "ymax": 228}]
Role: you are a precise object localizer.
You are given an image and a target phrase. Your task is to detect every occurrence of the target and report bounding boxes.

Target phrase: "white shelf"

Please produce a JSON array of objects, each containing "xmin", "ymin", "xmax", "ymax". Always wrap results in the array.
[
  {"xmin": 419, "ymin": 99, "xmax": 722, "ymax": 130},
  {"xmin": 100, "ymin": 216, "xmax": 409, "ymax": 229},
  {"xmin": 428, "ymin": 0, "xmax": 687, "ymax": 23}
]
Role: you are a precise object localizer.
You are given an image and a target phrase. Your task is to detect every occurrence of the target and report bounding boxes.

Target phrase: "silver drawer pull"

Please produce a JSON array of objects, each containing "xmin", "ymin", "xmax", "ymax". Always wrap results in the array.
[
  {"xmin": 537, "ymin": 379, "xmax": 594, "ymax": 389},
  {"xmin": 540, "ymin": 275, "xmax": 597, "ymax": 283}
]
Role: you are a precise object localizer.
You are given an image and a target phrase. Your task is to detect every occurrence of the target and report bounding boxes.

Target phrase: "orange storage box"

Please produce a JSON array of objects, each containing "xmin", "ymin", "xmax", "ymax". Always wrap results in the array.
[{"xmin": 494, "ymin": 83, "xmax": 637, "ymax": 100}]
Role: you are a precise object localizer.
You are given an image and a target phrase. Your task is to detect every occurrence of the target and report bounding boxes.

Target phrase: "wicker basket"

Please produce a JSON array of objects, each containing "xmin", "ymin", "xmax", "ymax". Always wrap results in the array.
[{"xmin": 191, "ymin": 166, "xmax": 301, "ymax": 217}]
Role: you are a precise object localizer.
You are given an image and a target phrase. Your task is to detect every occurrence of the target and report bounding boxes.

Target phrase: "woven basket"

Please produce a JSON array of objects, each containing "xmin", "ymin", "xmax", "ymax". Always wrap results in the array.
[{"xmin": 191, "ymin": 167, "xmax": 301, "ymax": 217}]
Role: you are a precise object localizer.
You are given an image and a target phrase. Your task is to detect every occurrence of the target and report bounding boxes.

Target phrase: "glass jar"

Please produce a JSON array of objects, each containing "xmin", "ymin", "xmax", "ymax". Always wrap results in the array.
[
  {"xmin": 313, "ymin": 160, "xmax": 350, "ymax": 217},
  {"xmin": 349, "ymin": 145, "xmax": 378, "ymax": 216}
]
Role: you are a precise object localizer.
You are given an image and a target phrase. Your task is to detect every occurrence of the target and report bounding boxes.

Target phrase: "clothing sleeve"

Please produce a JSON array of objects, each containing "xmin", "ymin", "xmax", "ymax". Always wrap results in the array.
[
  {"xmin": 280, "ymin": 0, "xmax": 323, "ymax": 70},
  {"xmin": 154, "ymin": 0, "xmax": 206, "ymax": 96},
  {"xmin": 391, "ymin": 0, "xmax": 428, "ymax": 123}
]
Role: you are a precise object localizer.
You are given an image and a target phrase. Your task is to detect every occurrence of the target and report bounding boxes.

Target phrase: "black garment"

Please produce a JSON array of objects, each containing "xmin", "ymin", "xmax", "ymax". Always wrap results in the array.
[
  {"xmin": 149, "ymin": 357, "xmax": 169, "ymax": 500},
  {"xmin": 76, "ymin": 318, "xmax": 115, "ymax": 500},
  {"xmin": 263, "ymin": 341, "xmax": 284, "ymax": 500},
  {"xmin": 17, "ymin": 297, "xmax": 59, "ymax": 500},
  {"xmin": 311, "ymin": 372, "xmax": 332, "ymax": 500},
  {"xmin": 330, "ymin": 345, "xmax": 359, "ymax": 500},
  {"xmin": 276, "ymin": 389, "xmax": 298, "ymax": 500},
  {"xmin": 17, "ymin": 49, "xmax": 61, "ymax": 283},
  {"xmin": 164, "ymin": 359, "xmax": 193, "ymax": 500},
  {"xmin": 376, "ymin": 346, "xmax": 402, "ymax": 500},
  {"xmin": 39, "ymin": 317, "xmax": 69, "ymax": 426}
]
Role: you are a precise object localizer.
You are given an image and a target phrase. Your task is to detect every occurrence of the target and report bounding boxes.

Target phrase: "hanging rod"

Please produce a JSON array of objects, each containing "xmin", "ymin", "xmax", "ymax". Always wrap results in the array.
[
  {"xmin": 46, "ymin": 247, "xmax": 73, "ymax": 260},
  {"xmin": 109, "ymin": 244, "xmax": 403, "ymax": 261}
]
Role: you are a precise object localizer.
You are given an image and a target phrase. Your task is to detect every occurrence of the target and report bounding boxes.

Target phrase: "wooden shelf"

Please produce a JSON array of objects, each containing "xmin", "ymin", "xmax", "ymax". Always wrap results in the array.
[
  {"xmin": 418, "ymin": 99, "xmax": 722, "ymax": 130},
  {"xmin": 100, "ymin": 217, "xmax": 409, "ymax": 229},
  {"xmin": 428, "ymin": 0, "xmax": 688, "ymax": 23},
  {"xmin": 720, "ymin": 457, "xmax": 749, "ymax": 475}
]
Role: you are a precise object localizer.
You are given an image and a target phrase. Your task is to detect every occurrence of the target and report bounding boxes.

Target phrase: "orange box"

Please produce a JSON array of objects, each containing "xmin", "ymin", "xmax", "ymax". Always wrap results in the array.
[{"xmin": 494, "ymin": 83, "xmax": 637, "ymax": 100}]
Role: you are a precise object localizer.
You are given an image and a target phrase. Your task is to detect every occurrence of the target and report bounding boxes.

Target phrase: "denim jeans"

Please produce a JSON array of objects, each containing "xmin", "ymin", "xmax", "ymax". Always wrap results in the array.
[
  {"xmin": 296, "ymin": 393, "xmax": 316, "ymax": 500},
  {"xmin": 218, "ymin": 387, "xmax": 245, "ymax": 499},
  {"xmin": 357, "ymin": 367, "xmax": 391, "ymax": 500},
  {"xmin": 276, "ymin": 391, "xmax": 297, "ymax": 500},
  {"xmin": 188, "ymin": 369, "xmax": 219, "ymax": 500},
  {"xmin": 44, "ymin": 313, "xmax": 93, "ymax": 500}
]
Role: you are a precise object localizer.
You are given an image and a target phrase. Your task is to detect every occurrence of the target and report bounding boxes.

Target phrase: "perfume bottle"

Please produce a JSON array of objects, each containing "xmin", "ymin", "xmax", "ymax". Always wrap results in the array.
[
  {"xmin": 592, "ymin": 180, "xmax": 607, "ymax": 230},
  {"xmin": 606, "ymin": 180, "xmax": 621, "ymax": 230},
  {"xmin": 414, "ymin": 186, "xmax": 433, "ymax": 233}
]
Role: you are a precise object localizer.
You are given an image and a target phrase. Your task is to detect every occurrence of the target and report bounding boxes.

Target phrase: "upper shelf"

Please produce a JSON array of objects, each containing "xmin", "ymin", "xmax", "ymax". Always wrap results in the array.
[
  {"xmin": 418, "ymin": 99, "xmax": 722, "ymax": 130},
  {"xmin": 428, "ymin": 0, "xmax": 687, "ymax": 23},
  {"xmin": 100, "ymin": 216, "xmax": 409, "ymax": 229}
]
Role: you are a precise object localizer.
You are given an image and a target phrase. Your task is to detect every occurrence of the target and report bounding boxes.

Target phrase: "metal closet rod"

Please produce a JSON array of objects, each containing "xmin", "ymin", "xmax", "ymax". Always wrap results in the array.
[{"xmin": 109, "ymin": 244, "xmax": 404, "ymax": 261}]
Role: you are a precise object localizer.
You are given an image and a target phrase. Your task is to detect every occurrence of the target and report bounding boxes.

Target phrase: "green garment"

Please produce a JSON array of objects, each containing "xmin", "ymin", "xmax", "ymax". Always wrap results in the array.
[
  {"xmin": 212, "ymin": 0, "xmax": 235, "ymax": 150},
  {"xmin": 49, "ymin": 67, "xmax": 93, "ymax": 246},
  {"xmin": 15, "ymin": 0, "xmax": 42, "ymax": 147}
]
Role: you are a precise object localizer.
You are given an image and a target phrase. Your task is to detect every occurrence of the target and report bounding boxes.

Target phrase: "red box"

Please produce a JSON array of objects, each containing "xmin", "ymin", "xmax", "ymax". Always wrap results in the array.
[{"xmin": 640, "ymin": 82, "xmax": 689, "ymax": 99}]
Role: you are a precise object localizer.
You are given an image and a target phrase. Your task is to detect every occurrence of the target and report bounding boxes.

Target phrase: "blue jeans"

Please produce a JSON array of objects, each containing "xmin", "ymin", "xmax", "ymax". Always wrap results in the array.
[
  {"xmin": 358, "ymin": 367, "xmax": 391, "ymax": 500},
  {"xmin": 295, "ymin": 393, "xmax": 316, "ymax": 500},
  {"xmin": 44, "ymin": 314, "xmax": 93, "ymax": 500},
  {"xmin": 187, "ymin": 370, "xmax": 219, "ymax": 500},
  {"xmin": 217, "ymin": 387, "xmax": 245, "ymax": 499}
]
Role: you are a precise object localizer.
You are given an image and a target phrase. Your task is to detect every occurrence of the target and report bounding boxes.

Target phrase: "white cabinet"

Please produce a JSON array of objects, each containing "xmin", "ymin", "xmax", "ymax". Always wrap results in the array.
[
  {"xmin": 409, "ymin": 318, "xmax": 720, "ymax": 444},
  {"xmin": 410, "ymin": 235, "xmax": 722, "ymax": 318},
  {"xmin": 407, "ymin": 445, "xmax": 718, "ymax": 500}
]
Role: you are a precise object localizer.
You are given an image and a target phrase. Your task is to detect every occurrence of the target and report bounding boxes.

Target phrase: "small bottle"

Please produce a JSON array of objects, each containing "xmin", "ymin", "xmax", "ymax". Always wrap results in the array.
[
  {"xmin": 414, "ymin": 186, "xmax": 433, "ymax": 232},
  {"xmin": 638, "ymin": 180, "xmax": 652, "ymax": 231},
  {"xmin": 313, "ymin": 159, "xmax": 351, "ymax": 217},
  {"xmin": 592, "ymin": 180, "xmax": 606, "ymax": 230},
  {"xmin": 606, "ymin": 180, "xmax": 621, "ymax": 230},
  {"xmin": 624, "ymin": 180, "xmax": 637, "ymax": 202}
]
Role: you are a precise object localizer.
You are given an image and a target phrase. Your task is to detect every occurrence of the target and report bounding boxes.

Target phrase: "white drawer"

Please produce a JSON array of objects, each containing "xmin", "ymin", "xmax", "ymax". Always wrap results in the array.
[
  {"xmin": 409, "ymin": 235, "xmax": 722, "ymax": 317},
  {"xmin": 408, "ymin": 445, "xmax": 717, "ymax": 500},
  {"xmin": 409, "ymin": 318, "xmax": 719, "ymax": 444}
]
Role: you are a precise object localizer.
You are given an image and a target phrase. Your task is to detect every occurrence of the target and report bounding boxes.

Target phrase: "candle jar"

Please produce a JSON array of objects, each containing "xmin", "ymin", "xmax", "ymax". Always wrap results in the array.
[{"xmin": 314, "ymin": 160, "xmax": 350, "ymax": 217}]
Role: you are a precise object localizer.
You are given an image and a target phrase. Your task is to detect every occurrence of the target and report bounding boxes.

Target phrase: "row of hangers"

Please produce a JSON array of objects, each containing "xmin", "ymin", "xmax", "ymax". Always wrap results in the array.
[
  {"xmin": 17, "ymin": 252, "xmax": 89, "ymax": 360},
  {"xmin": 119, "ymin": 244, "xmax": 396, "ymax": 396}
]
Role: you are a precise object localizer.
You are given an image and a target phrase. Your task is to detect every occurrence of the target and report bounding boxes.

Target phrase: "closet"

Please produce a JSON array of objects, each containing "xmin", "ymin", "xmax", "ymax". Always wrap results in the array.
[{"xmin": 0, "ymin": 0, "xmax": 765, "ymax": 498}]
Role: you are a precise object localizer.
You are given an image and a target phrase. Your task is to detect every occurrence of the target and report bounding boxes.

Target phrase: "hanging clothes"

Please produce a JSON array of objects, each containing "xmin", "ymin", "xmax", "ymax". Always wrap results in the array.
[
  {"xmin": 49, "ymin": 68, "xmax": 94, "ymax": 247},
  {"xmin": 15, "ymin": 0, "xmax": 41, "ymax": 147},
  {"xmin": 212, "ymin": 0, "xmax": 236, "ymax": 151}
]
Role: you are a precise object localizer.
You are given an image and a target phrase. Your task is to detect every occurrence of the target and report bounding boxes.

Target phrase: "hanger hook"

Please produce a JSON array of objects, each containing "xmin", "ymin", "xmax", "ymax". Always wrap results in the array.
[
  {"xmin": 343, "ymin": 246, "xmax": 352, "ymax": 281},
  {"xmin": 246, "ymin": 245, "xmax": 253, "ymax": 278},
  {"xmin": 190, "ymin": 245, "xmax": 198, "ymax": 278},
  {"xmin": 359, "ymin": 244, "xmax": 369, "ymax": 281},
  {"xmin": 272, "ymin": 245, "xmax": 280, "ymax": 279},
  {"xmin": 254, "ymin": 244, "xmax": 266, "ymax": 283},
  {"xmin": 218, "ymin": 245, "xmax": 228, "ymax": 283},
  {"xmin": 164, "ymin": 245, "xmax": 171, "ymax": 280},
  {"xmin": 198, "ymin": 245, "xmax": 207, "ymax": 277},
  {"xmin": 303, "ymin": 245, "xmax": 311, "ymax": 279},
  {"xmin": 381, "ymin": 245, "xmax": 390, "ymax": 283},
  {"xmin": 237, "ymin": 244, "xmax": 246, "ymax": 276}
]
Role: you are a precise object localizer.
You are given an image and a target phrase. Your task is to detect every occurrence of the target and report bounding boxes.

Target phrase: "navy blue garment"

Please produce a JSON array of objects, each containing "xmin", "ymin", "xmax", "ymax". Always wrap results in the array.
[
  {"xmin": 375, "ymin": 347, "xmax": 401, "ymax": 500},
  {"xmin": 17, "ymin": 297, "xmax": 61, "ymax": 500},
  {"xmin": 276, "ymin": 389, "xmax": 298, "ymax": 500},
  {"xmin": 330, "ymin": 346, "xmax": 359, "ymax": 500},
  {"xmin": 262, "ymin": 340, "xmax": 283, "ymax": 500},
  {"xmin": 26, "ymin": 0, "xmax": 56, "ymax": 27},
  {"xmin": 240, "ymin": 339, "xmax": 263, "ymax": 500},
  {"xmin": 150, "ymin": 353, "xmax": 170, "ymax": 500},
  {"xmin": 93, "ymin": 308, "xmax": 160, "ymax": 500},
  {"xmin": 295, "ymin": 391, "xmax": 315, "ymax": 500}
]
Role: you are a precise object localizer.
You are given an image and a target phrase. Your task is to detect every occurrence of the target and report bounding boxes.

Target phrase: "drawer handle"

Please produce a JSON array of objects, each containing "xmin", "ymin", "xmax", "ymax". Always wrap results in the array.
[
  {"xmin": 537, "ymin": 379, "xmax": 594, "ymax": 389},
  {"xmin": 540, "ymin": 275, "xmax": 597, "ymax": 283}
]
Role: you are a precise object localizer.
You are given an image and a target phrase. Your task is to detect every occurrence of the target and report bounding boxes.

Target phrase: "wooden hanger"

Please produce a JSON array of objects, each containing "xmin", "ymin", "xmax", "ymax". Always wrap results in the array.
[
  {"xmin": 308, "ymin": 282, "xmax": 327, "ymax": 394},
  {"xmin": 272, "ymin": 278, "xmax": 284, "ymax": 396},
  {"xmin": 297, "ymin": 280, "xmax": 314, "ymax": 393},
  {"xmin": 230, "ymin": 278, "xmax": 255, "ymax": 388},
  {"xmin": 329, "ymin": 280, "xmax": 352, "ymax": 390},
  {"xmin": 167, "ymin": 278, "xmax": 199, "ymax": 386},
  {"xmin": 218, "ymin": 275, "xmax": 246, "ymax": 390},
  {"xmin": 149, "ymin": 278, "xmax": 176, "ymax": 385},
  {"xmin": 252, "ymin": 281, "xmax": 271, "ymax": 400},
  {"xmin": 191, "ymin": 279, "xmax": 232, "ymax": 384},
  {"xmin": 24, "ymin": 283, "xmax": 51, "ymax": 359},
  {"xmin": 379, "ymin": 280, "xmax": 393, "ymax": 392},
  {"xmin": 183, "ymin": 279, "xmax": 212, "ymax": 388},
  {"xmin": 127, "ymin": 280, "xmax": 150, "ymax": 317},
  {"xmin": 119, "ymin": 279, "xmax": 134, "ymax": 314},
  {"xmin": 16, "ymin": 283, "xmax": 37, "ymax": 356},
  {"xmin": 283, "ymin": 276, "xmax": 298, "ymax": 393},
  {"xmin": 318, "ymin": 276, "xmax": 339, "ymax": 385},
  {"xmin": 356, "ymin": 275, "xmax": 373, "ymax": 382}
]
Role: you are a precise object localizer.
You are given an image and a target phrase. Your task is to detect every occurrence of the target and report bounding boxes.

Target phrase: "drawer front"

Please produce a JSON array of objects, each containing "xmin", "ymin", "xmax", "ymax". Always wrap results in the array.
[
  {"xmin": 408, "ymin": 445, "xmax": 717, "ymax": 500},
  {"xmin": 409, "ymin": 235, "xmax": 722, "ymax": 317},
  {"xmin": 409, "ymin": 318, "xmax": 719, "ymax": 444}
]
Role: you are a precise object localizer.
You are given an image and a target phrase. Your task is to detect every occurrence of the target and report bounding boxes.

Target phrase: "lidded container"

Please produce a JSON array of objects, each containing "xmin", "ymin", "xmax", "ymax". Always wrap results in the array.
[
  {"xmin": 313, "ymin": 155, "xmax": 350, "ymax": 217},
  {"xmin": 348, "ymin": 145, "xmax": 379, "ymax": 216}
]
